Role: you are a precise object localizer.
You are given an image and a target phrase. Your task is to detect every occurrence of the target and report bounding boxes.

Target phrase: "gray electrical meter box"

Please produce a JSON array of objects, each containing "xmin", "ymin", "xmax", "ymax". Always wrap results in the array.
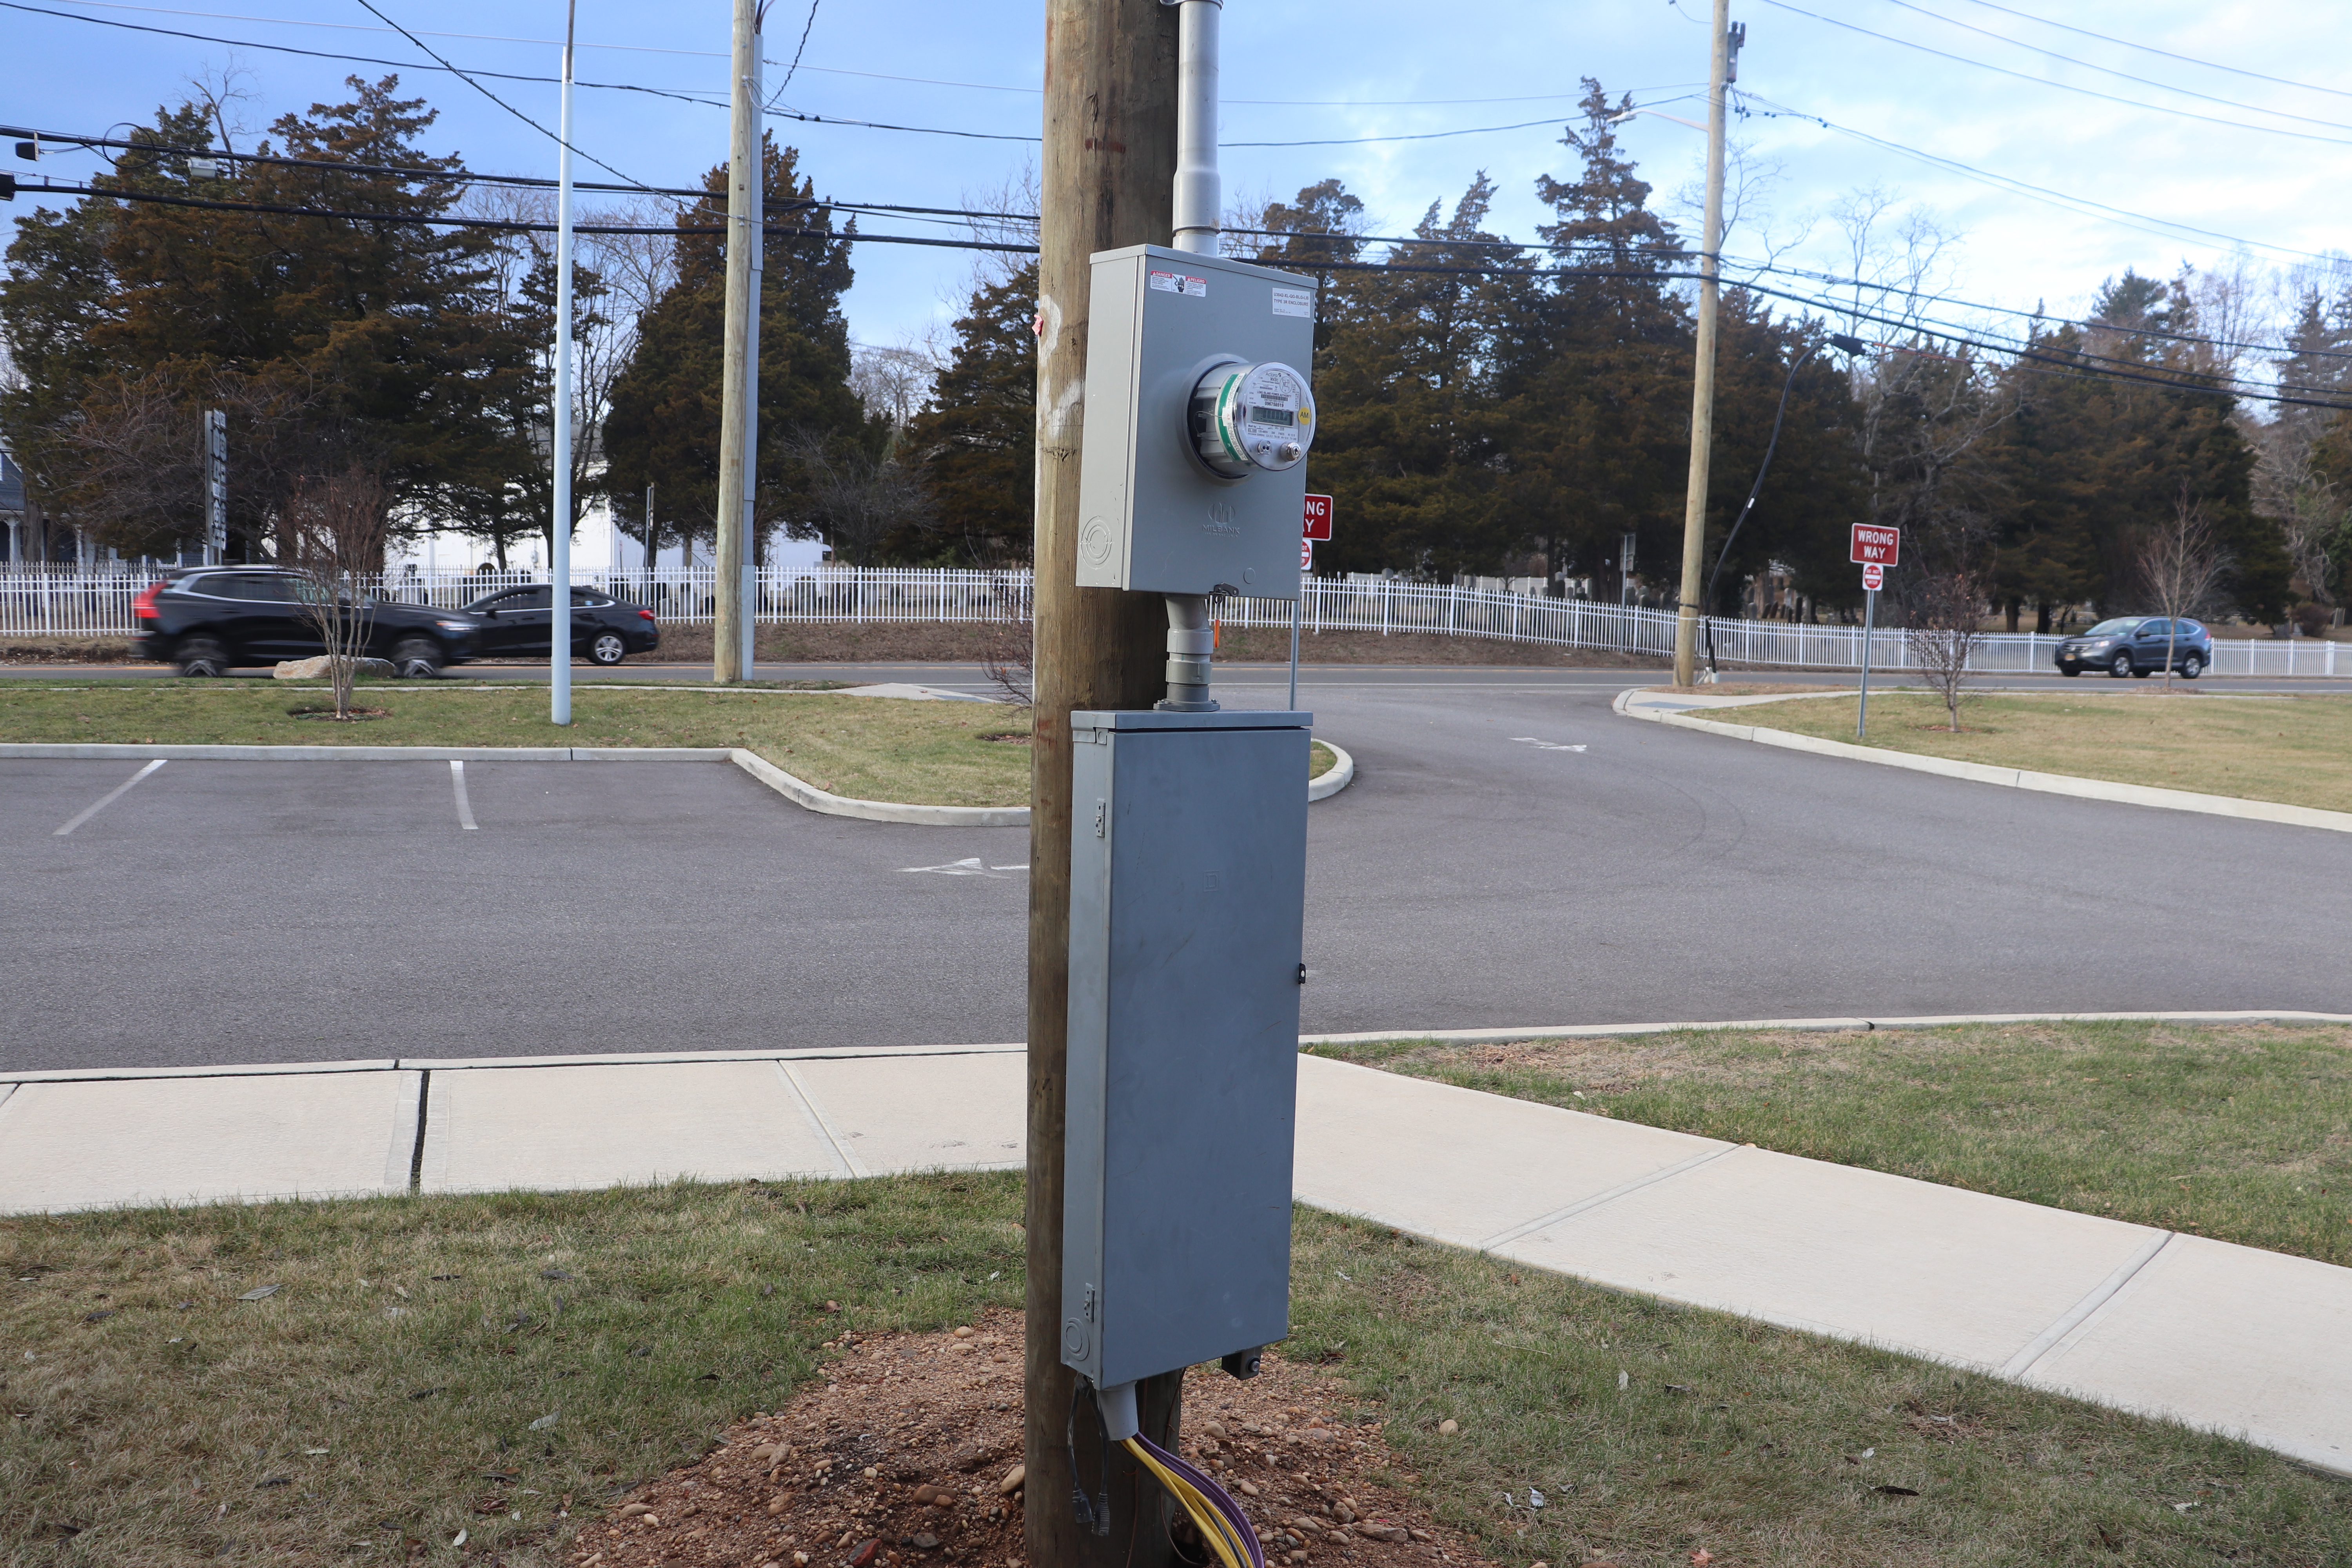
[
  {"xmin": 1061, "ymin": 708, "xmax": 1311, "ymax": 1390},
  {"xmin": 1076, "ymin": 245, "xmax": 1319, "ymax": 599}
]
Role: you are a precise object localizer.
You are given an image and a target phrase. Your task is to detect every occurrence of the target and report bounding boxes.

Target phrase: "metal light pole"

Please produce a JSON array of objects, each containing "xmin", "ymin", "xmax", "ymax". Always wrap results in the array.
[
  {"xmin": 1671, "ymin": 1, "xmax": 1737, "ymax": 687},
  {"xmin": 548, "ymin": 0, "xmax": 578, "ymax": 724},
  {"xmin": 713, "ymin": 0, "xmax": 763, "ymax": 684}
]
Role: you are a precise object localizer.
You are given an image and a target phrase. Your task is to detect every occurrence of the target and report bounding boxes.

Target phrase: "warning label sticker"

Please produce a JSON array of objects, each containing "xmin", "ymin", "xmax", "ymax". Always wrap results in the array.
[
  {"xmin": 1270, "ymin": 285, "xmax": 1314, "ymax": 318},
  {"xmin": 1148, "ymin": 270, "xmax": 1208, "ymax": 297}
]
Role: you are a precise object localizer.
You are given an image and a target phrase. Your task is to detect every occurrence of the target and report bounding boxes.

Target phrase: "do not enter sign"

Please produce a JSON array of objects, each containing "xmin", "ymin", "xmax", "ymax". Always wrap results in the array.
[{"xmin": 1862, "ymin": 562, "xmax": 1884, "ymax": 592}]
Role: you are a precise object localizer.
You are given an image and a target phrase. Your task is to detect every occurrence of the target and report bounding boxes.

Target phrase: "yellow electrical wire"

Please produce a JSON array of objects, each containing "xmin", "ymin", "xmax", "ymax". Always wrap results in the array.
[{"xmin": 1122, "ymin": 1437, "xmax": 1254, "ymax": 1568}]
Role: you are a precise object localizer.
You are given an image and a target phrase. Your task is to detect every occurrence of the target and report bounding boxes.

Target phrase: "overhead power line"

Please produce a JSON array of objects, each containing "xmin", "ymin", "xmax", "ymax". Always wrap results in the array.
[
  {"xmin": 29, "ymin": 0, "xmax": 1718, "ymax": 107},
  {"xmin": 27, "ymin": 175, "xmax": 2346, "ymax": 411},
  {"xmin": 1944, "ymin": 0, "xmax": 2352, "ymax": 104},
  {"xmin": 1733, "ymin": 92, "xmax": 2345, "ymax": 266},
  {"xmin": 0, "ymin": 2, "xmax": 726, "ymax": 106},
  {"xmin": 13, "ymin": 178, "xmax": 1047, "ymax": 253},
  {"xmin": 1865, "ymin": 0, "xmax": 2352, "ymax": 134},
  {"xmin": 1750, "ymin": 0, "xmax": 2352, "ymax": 147},
  {"xmin": 347, "ymin": 0, "xmax": 651, "ymax": 189}
]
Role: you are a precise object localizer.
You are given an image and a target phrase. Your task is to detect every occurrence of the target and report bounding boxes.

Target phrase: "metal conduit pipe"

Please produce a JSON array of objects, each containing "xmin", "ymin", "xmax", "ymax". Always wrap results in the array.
[
  {"xmin": 1169, "ymin": 0, "xmax": 1221, "ymax": 259},
  {"xmin": 1160, "ymin": 592, "xmax": 1217, "ymax": 711},
  {"xmin": 1164, "ymin": 0, "xmax": 1223, "ymax": 712}
]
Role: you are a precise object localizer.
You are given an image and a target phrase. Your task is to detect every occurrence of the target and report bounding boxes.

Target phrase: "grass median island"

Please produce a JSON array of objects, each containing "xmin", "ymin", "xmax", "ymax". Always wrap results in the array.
[
  {"xmin": 6, "ymin": 1180, "xmax": 2343, "ymax": 1567},
  {"xmin": 1315, "ymin": 1020, "xmax": 2352, "ymax": 1267},
  {"xmin": 1726, "ymin": 689, "xmax": 2352, "ymax": 815},
  {"xmin": 0, "ymin": 686, "xmax": 1341, "ymax": 808}
]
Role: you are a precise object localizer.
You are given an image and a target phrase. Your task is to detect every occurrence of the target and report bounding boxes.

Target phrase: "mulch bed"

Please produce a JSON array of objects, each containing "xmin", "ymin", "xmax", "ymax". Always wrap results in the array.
[{"xmin": 571, "ymin": 1311, "xmax": 1497, "ymax": 1568}]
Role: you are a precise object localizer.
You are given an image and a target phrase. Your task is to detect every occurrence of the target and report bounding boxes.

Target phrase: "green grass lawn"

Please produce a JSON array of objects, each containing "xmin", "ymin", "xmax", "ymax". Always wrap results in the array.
[
  {"xmin": 0, "ymin": 686, "xmax": 1341, "ymax": 808},
  {"xmin": 1729, "ymin": 689, "xmax": 2352, "ymax": 814},
  {"xmin": 1315, "ymin": 1021, "xmax": 2352, "ymax": 1267},
  {"xmin": 6, "ymin": 1178, "xmax": 2343, "ymax": 1567}
]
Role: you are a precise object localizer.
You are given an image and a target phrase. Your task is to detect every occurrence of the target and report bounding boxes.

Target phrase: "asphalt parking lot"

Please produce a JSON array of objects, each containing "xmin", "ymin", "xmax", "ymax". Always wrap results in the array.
[
  {"xmin": 8, "ymin": 666, "xmax": 2351, "ymax": 1073},
  {"xmin": 5, "ymin": 755, "xmax": 1030, "ymax": 1072}
]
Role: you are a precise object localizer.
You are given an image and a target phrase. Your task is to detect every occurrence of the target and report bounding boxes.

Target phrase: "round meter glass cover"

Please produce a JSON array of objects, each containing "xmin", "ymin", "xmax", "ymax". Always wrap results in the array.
[{"xmin": 1194, "ymin": 361, "xmax": 1316, "ymax": 476}]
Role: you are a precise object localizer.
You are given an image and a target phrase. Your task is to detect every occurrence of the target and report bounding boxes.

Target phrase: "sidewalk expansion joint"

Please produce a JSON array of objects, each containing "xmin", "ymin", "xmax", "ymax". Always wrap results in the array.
[
  {"xmin": 1475, "ymin": 1143, "xmax": 1740, "ymax": 1250},
  {"xmin": 408, "ymin": 1070, "xmax": 431, "ymax": 1195},
  {"xmin": 1996, "ymin": 1229, "xmax": 2175, "ymax": 1380},
  {"xmin": 773, "ymin": 1062, "xmax": 870, "ymax": 1178}
]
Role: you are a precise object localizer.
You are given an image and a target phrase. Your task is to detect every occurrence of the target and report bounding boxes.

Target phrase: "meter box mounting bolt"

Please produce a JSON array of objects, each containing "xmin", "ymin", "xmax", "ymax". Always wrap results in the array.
[{"xmin": 1076, "ymin": 245, "xmax": 1319, "ymax": 598}]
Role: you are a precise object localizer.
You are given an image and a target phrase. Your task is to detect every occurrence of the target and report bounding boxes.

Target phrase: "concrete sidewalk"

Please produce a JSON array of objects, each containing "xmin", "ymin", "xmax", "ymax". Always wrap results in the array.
[{"xmin": 2, "ymin": 1044, "xmax": 2344, "ymax": 1477}]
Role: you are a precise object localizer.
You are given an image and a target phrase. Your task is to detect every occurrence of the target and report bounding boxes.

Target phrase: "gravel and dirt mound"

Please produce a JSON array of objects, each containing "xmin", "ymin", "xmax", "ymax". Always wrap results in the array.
[{"xmin": 573, "ymin": 1310, "xmax": 1494, "ymax": 1568}]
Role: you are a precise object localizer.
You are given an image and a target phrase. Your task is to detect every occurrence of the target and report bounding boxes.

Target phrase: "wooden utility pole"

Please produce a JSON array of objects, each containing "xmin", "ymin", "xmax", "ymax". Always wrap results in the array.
[
  {"xmin": 712, "ymin": 0, "xmax": 761, "ymax": 684},
  {"xmin": 1672, "ymin": 0, "xmax": 1733, "ymax": 687},
  {"xmin": 1025, "ymin": 2, "xmax": 1181, "ymax": 1567}
]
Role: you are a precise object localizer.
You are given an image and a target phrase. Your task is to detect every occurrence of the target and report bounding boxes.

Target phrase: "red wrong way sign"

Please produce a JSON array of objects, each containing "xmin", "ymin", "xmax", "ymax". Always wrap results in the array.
[
  {"xmin": 1861, "ymin": 561, "xmax": 1884, "ymax": 592},
  {"xmin": 1303, "ymin": 493, "xmax": 1334, "ymax": 541},
  {"xmin": 1851, "ymin": 523, "xmax": 1900, "ymax": 565}
]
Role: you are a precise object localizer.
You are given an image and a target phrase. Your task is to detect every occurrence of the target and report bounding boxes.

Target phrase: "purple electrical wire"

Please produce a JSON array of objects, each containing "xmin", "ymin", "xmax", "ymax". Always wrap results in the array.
[{"xmin": 1132, "ymin": 1433, "xmax": 1267, "ymax": 1568}]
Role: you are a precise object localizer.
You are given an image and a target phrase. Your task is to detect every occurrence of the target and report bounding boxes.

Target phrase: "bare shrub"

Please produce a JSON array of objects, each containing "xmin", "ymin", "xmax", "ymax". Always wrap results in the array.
[
  {"xmin": 973, "ymin": 572, "xmax": 1033, "ymax": 704},
  {"xmin": 1903, "ymin": 568, "xmax": 1985, "ymax": 731},
  {"xmin": 2135, "ymin": 485, "xmax": 2234, "ymax": 690},
  {"xmin": 285, "ymin": 467, "xmax": 393, "ymax": 718}
]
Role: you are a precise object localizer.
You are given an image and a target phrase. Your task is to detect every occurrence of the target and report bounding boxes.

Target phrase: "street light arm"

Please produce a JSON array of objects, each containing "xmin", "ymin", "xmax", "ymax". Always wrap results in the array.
[{"xmin": 1610, "ymin": 107, "xmax": 1709, "ymax": 133}]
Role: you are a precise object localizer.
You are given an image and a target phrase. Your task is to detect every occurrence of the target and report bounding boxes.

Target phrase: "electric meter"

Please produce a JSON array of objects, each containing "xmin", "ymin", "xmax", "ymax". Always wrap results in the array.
[
  {"xmin": 1190, "ymin": 361, "xmax": 1316, "ymax": 477},
  {"xmin": 1074, "ymin": 245, "xmax": 1318, "ymax": 597}
]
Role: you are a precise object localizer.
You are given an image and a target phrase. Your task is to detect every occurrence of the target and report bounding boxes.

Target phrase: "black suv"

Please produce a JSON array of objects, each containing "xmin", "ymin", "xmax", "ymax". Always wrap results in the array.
[
  {"xmin": 458, "ymin": 585, "xmax": 661, "ymax": 665},
  {"xmin": 132, "ymin": 568, "xmax": 483, "ymax": 677},
  {"xmin": 2054, "ymin": 617, "xmax": 2215, "ymax": 679}
]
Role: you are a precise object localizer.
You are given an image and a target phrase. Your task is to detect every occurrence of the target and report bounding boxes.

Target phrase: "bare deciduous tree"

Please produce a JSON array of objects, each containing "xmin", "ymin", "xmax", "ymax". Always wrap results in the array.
[
  {"xmin": 849, "ymin": 340, "xmax": 944, "ymax": 431},
  {"xmin": 972, "ymin": 572, "xmax": 1034, "ymax": 704},
  {"xmin": 285, "ymin": 467, "xmax": 393, "ymax": 719},
  {"xmin": 781, "ymin": 429, "xmax": 936, "ymax": 567},
  {"xmin": 1903, "ymin": 567, "xmax": 1986, "ymax": 731},
  {"xmin": 2136, "ymin": 485, "xmax": 2234, "ymax": 691}
]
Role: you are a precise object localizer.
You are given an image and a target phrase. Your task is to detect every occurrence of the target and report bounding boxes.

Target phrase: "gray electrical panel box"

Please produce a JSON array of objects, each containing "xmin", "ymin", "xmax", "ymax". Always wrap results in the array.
[
  {"xmin": 1062, "ymin": 708, "xmax": 1311, "ymax": 1390},
  {"xmin": 1075, "ymin": 245, "xmax": 1318, "ymax": 599}
]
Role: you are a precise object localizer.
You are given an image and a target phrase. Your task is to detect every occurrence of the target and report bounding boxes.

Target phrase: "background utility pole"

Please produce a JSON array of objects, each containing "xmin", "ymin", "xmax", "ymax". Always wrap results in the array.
[
  {"xmin": 1025, "ymin": 2, "xmax": 1181, "ymax": 1567},
  {"xmin": 713, "ymin": 0, "xmax": 762, "ymax": 684},
  {"xmin": 1672, "ymin": 0, "xmax": 1735, "ymax": 686}
]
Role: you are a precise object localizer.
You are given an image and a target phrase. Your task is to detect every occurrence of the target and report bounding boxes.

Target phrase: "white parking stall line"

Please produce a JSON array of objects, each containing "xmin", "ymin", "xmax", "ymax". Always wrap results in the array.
[
  {"xmin": 449, "ymin": 760, "xmax": 479, "ymax": 831},
  {"xmin": 52, "ymin": 759, "xmax": 167, "ymax": 837}
]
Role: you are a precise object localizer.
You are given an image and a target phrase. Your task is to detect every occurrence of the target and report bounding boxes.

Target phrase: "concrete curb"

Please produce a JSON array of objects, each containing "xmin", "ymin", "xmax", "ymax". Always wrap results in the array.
[
  {"xmin": 1298, "ymin": 1009, "xmax": 2352, "ymax": 1049},
  {"xmin": 727, "ymin": 747, "xmax": 1029, "ymax": 827},
  {"xmin": 1308, "ymin": 739, "xmax": 1356, "ymax": 801},
  {"xmin": 17, "ymin": 1009, "xmax": 2344, "ymax": 1087},
  {"xmin": 1613, "ymin": 689, "xmax": 2352, "ymax": 835}
]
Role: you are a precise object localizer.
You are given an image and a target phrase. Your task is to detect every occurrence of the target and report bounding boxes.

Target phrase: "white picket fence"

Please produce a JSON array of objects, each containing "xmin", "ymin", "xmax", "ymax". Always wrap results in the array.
[{"xmin": 3, "ymin": 565, "xmax": 2343, "ymax": 677}]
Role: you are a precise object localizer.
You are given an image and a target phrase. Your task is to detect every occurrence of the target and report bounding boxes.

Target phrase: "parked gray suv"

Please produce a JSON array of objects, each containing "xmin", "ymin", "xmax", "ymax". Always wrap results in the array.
[{"xmin": 2054, "ymin": 617, "xmax": 2213, "ymax": 679}]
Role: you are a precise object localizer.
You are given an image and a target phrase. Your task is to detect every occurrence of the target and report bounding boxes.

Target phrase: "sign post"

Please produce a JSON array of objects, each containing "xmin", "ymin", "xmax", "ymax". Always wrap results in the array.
[
  {"xmin": 1850, "ymin": 524, "xmax": 1900, "ymax": 739},
  {"xmin": 1293, "ymin": 494, "xmax": 1331, "ymax": 711}
]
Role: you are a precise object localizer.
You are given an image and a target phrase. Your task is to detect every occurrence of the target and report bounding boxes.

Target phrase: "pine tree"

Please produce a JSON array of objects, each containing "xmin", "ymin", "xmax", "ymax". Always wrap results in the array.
[
  {"xmin": 601, "ymin": 137, "xmax": 866, "ymax": 562},
  {"xmin": 0, "ymin": 80, "xmax": 535, "ymax": 557},
  {"xmin": 906, "ymin": 261, "xmax": 1036, "ymax": 565}
]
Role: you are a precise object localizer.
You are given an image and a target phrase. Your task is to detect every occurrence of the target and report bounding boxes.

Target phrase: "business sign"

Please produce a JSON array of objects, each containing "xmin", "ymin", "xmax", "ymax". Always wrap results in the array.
[
  {"xmin": 1850, "ymin": 523, "xmax": 1900, "ymax": 566},
  {"xmin": 1303, "ymin": 493, "xmax": 1334, "ymax": 541},
  {"xmin": 1861, "ymin": 561, "xmax": 1884, "ymax": 592}
]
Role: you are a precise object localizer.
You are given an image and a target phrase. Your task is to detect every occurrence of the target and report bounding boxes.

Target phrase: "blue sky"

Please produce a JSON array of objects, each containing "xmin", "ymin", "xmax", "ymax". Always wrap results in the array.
[{"xmin": 6, "ymin": 0, "xmax": 2349, "ymax": 370}]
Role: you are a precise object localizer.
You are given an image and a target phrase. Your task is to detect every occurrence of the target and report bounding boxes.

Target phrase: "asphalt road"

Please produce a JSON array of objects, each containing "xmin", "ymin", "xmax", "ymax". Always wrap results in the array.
[{"xmin": 7, "ymin": 665, "xmax": 2351, "ymax": 1072}]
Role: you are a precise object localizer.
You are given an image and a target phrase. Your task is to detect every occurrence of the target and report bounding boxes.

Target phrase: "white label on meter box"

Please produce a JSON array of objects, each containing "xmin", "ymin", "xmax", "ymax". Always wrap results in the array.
[
  {"xmin": 1149, "ymin": 270, "xmax": 1208, "ymax": 297},
  {"xmin": 1270, "ymin": 285, "xmax": 1314, "ymax": 318}
]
